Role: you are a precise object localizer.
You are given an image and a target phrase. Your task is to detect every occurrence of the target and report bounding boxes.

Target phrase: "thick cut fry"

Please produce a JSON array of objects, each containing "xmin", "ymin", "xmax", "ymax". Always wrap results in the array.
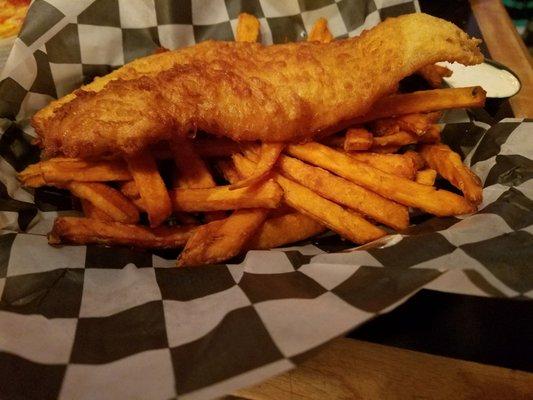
[
  {"xmin": 371, "ymin": 131, "xmax": 418, "ymax": 148},
  {"xmin": 403, "ymin": 150, "xmax": 425, "ymax": 170},
  {"xmin": 231, "ymin": 142, "xmax": 284, "ymax": 188},
  {"xmin": 415, "ymin": 169, "xmax": 437, "ymax": 186},
  {"xmin": 276, "ymin": 174, "xmax": 386, "ymax": 244},
  {"xmin": 67, "ymin": 182, "xmax": 140, "ymax": 224},
  {"xmin": 127, "ymin": 153, "xmax": 172, "ymax": 227},
  {"xmin": 371, "ymin": 118, "xmax": 401, "ymax": 137},
  {"xmin": 353, "ymin": 87, "xmax": 486, "ymax": 123},
  {"xmin": 172, "ymin": 139, "xmax": 216, "ymax": 189},
  {"xmin": 391, "ymin": 112, "xmax": 442, "ymax": 136},
  {"xmin": 236, "ymin": 13, "xmax": 260, "ymax": 43},
  {"xmin": 194, "ymin": 139, "xmax": 241, "ymax": 158},
  {"xmin": 49, "ymin": 217, "xmax": 195, "ymax": 249},
  {"xmin": 347, "ymin": 152, "xmax": 416, "ymax": 179},
  {"xmin": 248, "ymin": 212, "xmax": 326, "ymax": 249},
  {"xmin": 278, "ymin": 155, "xmax": 409, "ymax": 230},
  {"xmin": 417, "ymin": 64, "xmax": 452, "ymax": 88},
  {"xmin": 287, "ymin": 143, "xmax": 476, "ymax": 216},
  {"xmin": 177, "ymin": 209, "xmax": 268, "ymax": 267},
  {"xmin": 19, "ymin": 158, "xmax": 131, "ymax": 187},
  {"xmin": 420, "ymin": 144, "xmax": 482, "ymax": 205},
  {"xmin": 171, "ymin": 179, "xmax": 282, "ymax": 212},
  {"xmin": 308, "ymin": 18, "xmax": 333, "ymax": 43},
  {"xmin": 344, "ymin": 128, "xmax": 373, "ymax": 151},
  {"xmin": 80, "ymin": 199, "xmax": 113, "ymax": 221}
]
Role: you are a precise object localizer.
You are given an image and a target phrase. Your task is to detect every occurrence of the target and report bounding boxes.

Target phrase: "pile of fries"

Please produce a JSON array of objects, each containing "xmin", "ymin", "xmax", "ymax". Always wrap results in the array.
[{"xmin": 19, "ymin": 14, "xmax": 485, "ymax": 267}]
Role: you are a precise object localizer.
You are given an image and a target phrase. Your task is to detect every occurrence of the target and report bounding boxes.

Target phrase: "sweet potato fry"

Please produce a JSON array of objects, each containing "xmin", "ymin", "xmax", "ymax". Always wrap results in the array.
[
  {"xmin": 177, "ymin": 209, "xmax": 268, "ymax": 267},
  {"xmin": 194, "ymin": 138, "xmax": 241, "ymax": 158},
  {"xmin": 353, "ymin": 87, "xmax": 486, "ymax": 123},
  {"xmin": 67, "ymin": 182, "xmax": 140, "ymax": 224},
  {"xmin": 347, "ymin": 152, "xmax": 416, "ymax": 179},
  {"xmin": 371, "ymin": 131, "xmax": 418, "ymax": 148},
  {"xmin": 344, "ymin": 128, "xmax": 373, "ymax": 151},
  {"xmin": 49, "ymin": 217, "xmax": 195, "ymax": 249},
  {"xmin": 420, "ymin": 144, "xmax": 482, "ymax": 205},
  {"xmin": 287, "ymin": 142, "xmax": 476, "ymax": 216},
  {"xmin": 403, "ymin": 150, "xmax": 425, "ymax": 170},
  {"xmin": 172, "ymin": 139, "xmax": 216, "ymax": 189},
  {"xmin": 19, "ymin": 158, "xmax": 131, "ymax": 187},
  {"xmin": 308, "ymin": 18, "xmax": 333, "ymax": 43},
  {"xmin": 278, "ymin": 155, "xmax": 409, "ymax": 230},
  {"xmin": 415, "ymin": 169, "xmax": 437, "ymax": 186},
  {"xmin": 231, "ymin": 142, "xmax": 284, "ymax": 188},
  {"xmin": 127, "ymin": 153, "xmax": 172, "ymax": 227},
  {"xmin": 393, "ymin": 112, "xmax": 442, "ymax": 136},
  {"xmin": 417, "ymin": 64, "xmax": 452, "ymax": 88},
  {"xmin": 248, "ymin": 211, "xmax": 326, "ymax": 249},
  {"xmin": 171, "ymin": 179, "xmax": 282, "ymax": 212},
  {"xmin": 275, "ymin": 174, "xmax": 386, "ymax": 244},
  {"xmin": 80, "ymin": 199, "xmax": 113, "ymax": 221},
  {"xmin": 236, "ymin": 13, "xmax": 260, "ymax": 43}
]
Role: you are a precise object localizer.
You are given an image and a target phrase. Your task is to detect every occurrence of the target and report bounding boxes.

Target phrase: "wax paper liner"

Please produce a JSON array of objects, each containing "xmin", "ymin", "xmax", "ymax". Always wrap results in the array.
[{"xmin": 0, "ymin": 1, "xmax": 531, "ymax": 399}]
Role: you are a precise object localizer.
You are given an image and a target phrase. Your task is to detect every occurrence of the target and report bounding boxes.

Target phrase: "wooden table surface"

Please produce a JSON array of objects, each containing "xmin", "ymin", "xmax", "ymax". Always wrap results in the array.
[{"xmin": 234, "ymin": 1, "xmax": 533, "ymax": 399}]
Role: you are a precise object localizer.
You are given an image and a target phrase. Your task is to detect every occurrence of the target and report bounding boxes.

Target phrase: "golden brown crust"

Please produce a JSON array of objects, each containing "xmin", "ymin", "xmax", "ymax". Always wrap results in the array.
[{"xmin": 34, "ymin": 13, "xmax": 483, "ymax": 159}]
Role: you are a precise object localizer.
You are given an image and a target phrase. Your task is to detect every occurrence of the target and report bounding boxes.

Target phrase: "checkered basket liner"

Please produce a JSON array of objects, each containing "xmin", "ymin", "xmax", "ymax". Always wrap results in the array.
[{"xmin": 0, "ymin": 1, "xmax": 531, "ymax": 399}]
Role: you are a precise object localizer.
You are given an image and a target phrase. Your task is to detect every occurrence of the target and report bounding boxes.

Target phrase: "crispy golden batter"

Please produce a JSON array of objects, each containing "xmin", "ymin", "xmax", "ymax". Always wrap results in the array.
[{"xmin": 34, "ymin": 13, "xmax": 482, "ymax": 159}]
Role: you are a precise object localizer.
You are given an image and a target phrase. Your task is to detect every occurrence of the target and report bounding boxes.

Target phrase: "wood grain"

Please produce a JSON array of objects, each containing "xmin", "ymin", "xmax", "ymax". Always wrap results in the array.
[
  {"xmin": 470, "ymin": 0, "xmax": 533, "ymax": 117},
  {"xmin": 234, "ymin": 338, "xmax": 533, "ymax": 400}
]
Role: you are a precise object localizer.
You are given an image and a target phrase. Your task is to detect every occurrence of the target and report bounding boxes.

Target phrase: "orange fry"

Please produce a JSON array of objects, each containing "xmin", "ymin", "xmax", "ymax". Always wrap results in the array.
[
  {"xmin": 353, "ymin": 87, "xmax": 486, "ymax": 123},
  {"xmin": 177, "ymin": 209, "xmax": 268, "ymax": 267},
  {"xmin": 80, "ymin": 199, "xmax": 113, "ymax": 221},
  {"xmin": 287, "ymin": 142, "xmax": 476, "ymax": 216},
  {"xmin": 19, "ymin": 158, "xmax": 131, "ymax": 187},
  {"xmin": 371, "ymin": 131, "xmax": 418, "ymax": 148},
  {"xmin": 249, "ymin": 211, "xmax": 326, "ymax": 249},
  {"xmin": 420, "ymin": 144, "xmax": 482, "ymax": 205},
  {"xmin": 347, "ymin": 152, "xmax": 417, "ymax": 179},
  {"xmin": 236, "ymin": 13, "xmax": 260, "ymax": 43},
  {"xmin": 276, "ymin": 174, "xmax": 386, "ymax": 244},
  {"xmin": 231, "ymin": 142, "xmax": 284, "ymax": 188},
  {"xmin": 67, "ymin": 182, "xmax": 139, "ymax": 224},
  {"xmin": 403, "ymin": 150, "xmax": 426, "ymax": 170},
  {"xmin": 344, "ymin": 128, "xmax": 373, "ymax": 151},
  {"xmin": 171, "ymin": 180, "xmax": 282, "ymax": 212},
  {"xmin": 127, "ymin": 153, "xmax": 172, "ymax": 227},
  {"xmin": 49, "ymin": 217, "xmax": 195, "ymax": 249},
  {"xmin": 278, "ymin": 155, "xmax": 409, "ymax": 231},
  {"xmin": 417, "ymin": 64, "xmax": 453, "ymax": 88},
  {"xmin": 308, "ymin": 18, "xmax": 333, "ymax": 43},
  {"xmin": 415, "ymin": 169, "xmax": 437, "ymax": 186}
]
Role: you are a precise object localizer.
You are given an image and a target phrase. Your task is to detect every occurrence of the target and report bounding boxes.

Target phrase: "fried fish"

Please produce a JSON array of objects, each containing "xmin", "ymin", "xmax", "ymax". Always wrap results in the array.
[{"xmin": 34, "ymin": 13, "xmax": 483, "ymax": 159}]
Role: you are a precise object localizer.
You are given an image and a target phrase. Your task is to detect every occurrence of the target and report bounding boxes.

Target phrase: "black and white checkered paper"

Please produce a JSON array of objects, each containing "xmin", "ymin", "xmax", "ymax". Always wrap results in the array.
[{"xmin": 0, "ymin": 1, "xmax": 531, "ymax": 399}]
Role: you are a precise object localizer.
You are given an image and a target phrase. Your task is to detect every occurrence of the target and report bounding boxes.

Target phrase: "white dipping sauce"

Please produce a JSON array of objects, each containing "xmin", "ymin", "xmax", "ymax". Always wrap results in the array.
[{"xmin": 437, "ymin": 61, "xmax": 521, "ymax": 98}]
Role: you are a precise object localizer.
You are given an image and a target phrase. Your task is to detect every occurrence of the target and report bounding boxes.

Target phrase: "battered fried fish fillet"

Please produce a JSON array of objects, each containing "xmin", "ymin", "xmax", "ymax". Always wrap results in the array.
[{"xmin": 34, "ymin": 13, "xmax": 482, "ymax": 159}]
